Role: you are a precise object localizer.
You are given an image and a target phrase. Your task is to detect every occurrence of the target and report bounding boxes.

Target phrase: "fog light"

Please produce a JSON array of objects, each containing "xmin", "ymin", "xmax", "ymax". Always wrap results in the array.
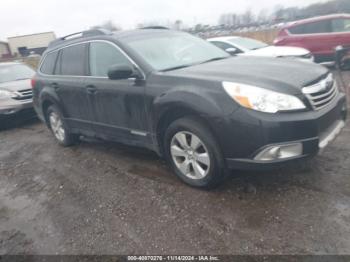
[{"xmin": 254, "ymin": 143, "xmax": 303, "ymax": 161}]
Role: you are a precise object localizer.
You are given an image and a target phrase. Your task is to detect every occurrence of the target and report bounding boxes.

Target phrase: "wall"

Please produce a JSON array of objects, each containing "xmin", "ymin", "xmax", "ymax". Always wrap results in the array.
[
  {"xmin": 8, "ymin": 32, "xmax": 56, "ymax": 56},
  {"xmin": 0, "ymin": 42, "xmax": 10, "ymax": 58}
]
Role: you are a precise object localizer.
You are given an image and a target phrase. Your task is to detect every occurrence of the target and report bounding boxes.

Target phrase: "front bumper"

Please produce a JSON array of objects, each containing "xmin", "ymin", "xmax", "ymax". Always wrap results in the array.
[
  {"xmin": 217, "ymin": 92, "xmax": 347, "ymax": 170},
  {"xmin": 0, "ymin": 98, "xmax": 33, "ymax": 115}
]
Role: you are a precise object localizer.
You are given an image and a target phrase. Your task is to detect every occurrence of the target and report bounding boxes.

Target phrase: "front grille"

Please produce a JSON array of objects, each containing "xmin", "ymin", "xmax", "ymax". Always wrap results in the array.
[
  {"xmin": 13, "ymin": 89, "xmax": 33, "ymax": 101},
  {"xmin": 302, "ymin": 74, "xmax": 338, "ymax": 111}
]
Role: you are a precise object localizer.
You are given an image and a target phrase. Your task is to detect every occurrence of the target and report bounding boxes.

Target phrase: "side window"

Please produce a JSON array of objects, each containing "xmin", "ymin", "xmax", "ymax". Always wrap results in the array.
[
  {"xmin": 54, "ymin": 51, "xmax": 62, "ymax": 75},
  {"xmin": 89, "ymin": 42, "xmax": 132, "ymax": 77},
  {"xmin": 304, "ymin": 20, "xmax": 332, "ymax": 34},
  {"xmin": 288, "ymin": 25, "xmax": 306, "ymax": 35},
  {"xmin": 40, "ymin": 51, "xmax": 58, "ymax": 75},
  {"xmin": 60, "ymin": 44, "xmax": 86, "ymax": 76},
  {"xmin": 211, "ymin": 41, "xmax": 234, "ymax": 51},
  {"xmin": 289, "ymin": 20, "xmax": 332, "ymax": 34},
  {"xmin": 332, "ymin": 18, "xmax": 350, "ymax": 32}
]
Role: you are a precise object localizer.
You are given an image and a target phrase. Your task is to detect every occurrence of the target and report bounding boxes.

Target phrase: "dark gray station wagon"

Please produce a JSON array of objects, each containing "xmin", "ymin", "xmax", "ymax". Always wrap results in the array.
[{"xmin": 33, "ymin": 28, "xmax": 347, "ymax": 188}]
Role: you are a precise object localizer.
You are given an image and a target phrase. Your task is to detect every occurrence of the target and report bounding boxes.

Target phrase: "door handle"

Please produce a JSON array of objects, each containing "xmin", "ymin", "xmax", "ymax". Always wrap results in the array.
[{"xmin": 86, "ymin": 85, "xmax": 97, "ymax": 94}]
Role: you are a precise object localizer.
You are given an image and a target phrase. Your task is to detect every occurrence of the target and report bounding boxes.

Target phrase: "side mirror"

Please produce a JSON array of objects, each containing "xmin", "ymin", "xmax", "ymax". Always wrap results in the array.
[
  {"xmin": 108, "ymin": 64, "xmax": 135, "ymax": 80},
  {"xmin": 225, "ymin": 47, "xmax": 240, "ymax": 55}
]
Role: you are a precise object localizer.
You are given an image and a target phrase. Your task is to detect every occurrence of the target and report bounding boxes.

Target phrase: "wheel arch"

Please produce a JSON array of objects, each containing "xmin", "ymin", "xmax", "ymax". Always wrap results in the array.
[{"xmin": 155, "ymin": 103, "xmax": 220, "ymax": 157}]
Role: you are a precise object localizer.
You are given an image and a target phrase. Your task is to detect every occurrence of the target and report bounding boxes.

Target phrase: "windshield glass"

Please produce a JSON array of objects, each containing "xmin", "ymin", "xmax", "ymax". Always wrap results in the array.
[
  {"xmin": 0, "ymin": 64, "xmax": 35, "ymax": 83},
  {"xmin": 228, "ymin": 37, "xmax": 268, "ymax": 50},
  {"xmin": 126, "ymin": 32, "xmax": 230, "ymax": 71}
]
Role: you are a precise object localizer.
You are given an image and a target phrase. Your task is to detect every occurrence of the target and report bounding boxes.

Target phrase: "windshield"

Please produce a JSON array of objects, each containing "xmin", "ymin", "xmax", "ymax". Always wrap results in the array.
[
  {"xmin": 0, "ymin": 64, "xmax": 35, "ymax": 83},
  {"xmin": 126, "ymin": 32, "xmax": 230, "ymax": 71},
  {"xmin": 228, "ymin": 37, "xmax": 268, "ymax": 51}
]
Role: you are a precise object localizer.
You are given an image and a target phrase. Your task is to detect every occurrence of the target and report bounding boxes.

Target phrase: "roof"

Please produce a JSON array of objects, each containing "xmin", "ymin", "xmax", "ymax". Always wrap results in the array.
[
  {"xmin": 207, "ymin": 36, "xmax": 240, "ymax": 41},
  {"xmin": 284, "ymin": 13, "xmax": 350, "ymax": 28},
  {"xmin": 46, "ymin": 28, "xmax": 182, "ymax": 52},
  {"xmin": 8, "ymin": 31, "xmax": 56, "ymax": 39},
  {"xmin": 113, "ymin": 28, "xmax": 181, "ymax": 40}
]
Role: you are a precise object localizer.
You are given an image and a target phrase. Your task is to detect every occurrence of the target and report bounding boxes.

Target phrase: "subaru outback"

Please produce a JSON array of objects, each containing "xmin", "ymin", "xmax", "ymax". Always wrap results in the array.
[{"xmin": 33, "ymin": 29, "xmax": 347, "ymax": 188}]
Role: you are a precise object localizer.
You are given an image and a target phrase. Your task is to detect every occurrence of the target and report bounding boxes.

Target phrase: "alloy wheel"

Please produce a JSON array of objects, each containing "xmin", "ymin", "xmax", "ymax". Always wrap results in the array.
[
  {"xmin": 170, "ymin": 131, "xmax": 211, "ymax": 180},
  {"xmin": 49, "ymin": 111, "xmax": 65, "ymax": 142}
]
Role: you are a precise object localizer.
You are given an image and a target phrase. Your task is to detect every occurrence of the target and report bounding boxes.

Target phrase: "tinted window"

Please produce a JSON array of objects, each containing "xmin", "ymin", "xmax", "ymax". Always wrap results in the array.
[
  {"xmin": 288, "ymin": 24, "xmax": 305, "ymax": 34},
  {"xmin": 332, "ymin": 18, "xmax": 350, "ymax": 32},
  {"xmin": 89, "ymin": 42, "xmax": 132, "ymax": 77},
  {"xmin": 40, "ymin": 51, "xmax": 58, "ymax": 74},
  {"xmin": 289, "ymin": 20, "xmax": 332, "ymax": 34},
  {"xmin": 60, "ymin": 44, "xmax": 86, "ymax": 76},
  {"xmin": 54, "ymin": 51, "xmax": 62, "ymax": 75}
]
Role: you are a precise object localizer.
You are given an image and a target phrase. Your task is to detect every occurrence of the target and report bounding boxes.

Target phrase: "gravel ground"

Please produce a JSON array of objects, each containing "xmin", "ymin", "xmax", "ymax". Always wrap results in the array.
[{"xmin": 0, "ymin": 71, "xmax": 349, "ymax": 255}]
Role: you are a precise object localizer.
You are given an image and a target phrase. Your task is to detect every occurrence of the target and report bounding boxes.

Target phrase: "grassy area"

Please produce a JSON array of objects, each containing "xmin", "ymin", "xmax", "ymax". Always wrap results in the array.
[{"xmin": 234, "ymin": 29, "xmax": 279, "ymax": 44}]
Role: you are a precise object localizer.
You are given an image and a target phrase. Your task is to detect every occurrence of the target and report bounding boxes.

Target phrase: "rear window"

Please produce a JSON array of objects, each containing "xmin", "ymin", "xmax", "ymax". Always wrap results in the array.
[
  {"xmin": 59, "ymin": 44, "xmax": 86, "ymax": 76},
  {"xmin": 289, "ymin": 20, "xmax": 332, "ymax": 35},
  {"xmin": 40, "ymin": 51, "xmax": 58, "ymax": 75}
]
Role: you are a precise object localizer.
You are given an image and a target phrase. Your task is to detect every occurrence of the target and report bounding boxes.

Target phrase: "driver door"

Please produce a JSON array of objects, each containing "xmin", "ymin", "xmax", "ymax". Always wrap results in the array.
[{"xmin": 85, "ymin": 41, "xmax": 150, "ymax": 145}]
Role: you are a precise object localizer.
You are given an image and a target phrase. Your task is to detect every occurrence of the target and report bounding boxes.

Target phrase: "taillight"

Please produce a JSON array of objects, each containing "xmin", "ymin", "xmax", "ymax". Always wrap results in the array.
[{"xmin": 31, "ymin": 78, "xmax": 36, "ymax": 89}]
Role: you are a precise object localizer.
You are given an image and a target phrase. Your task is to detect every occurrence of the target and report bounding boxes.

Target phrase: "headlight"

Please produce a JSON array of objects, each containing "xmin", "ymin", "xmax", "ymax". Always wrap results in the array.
[
  {"xmin": 0, "ymin": 89, "xmax": 13, "ymax": 99},
  {"xmin": 222, "ymin": 82, "xmax": 306, "ymax": 113}
]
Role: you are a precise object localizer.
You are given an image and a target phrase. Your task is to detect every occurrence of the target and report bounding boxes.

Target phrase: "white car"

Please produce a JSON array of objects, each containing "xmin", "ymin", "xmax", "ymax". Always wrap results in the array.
[{"xmin": 208, "ymin": 36, "xmax": 314, "ymax": 62}]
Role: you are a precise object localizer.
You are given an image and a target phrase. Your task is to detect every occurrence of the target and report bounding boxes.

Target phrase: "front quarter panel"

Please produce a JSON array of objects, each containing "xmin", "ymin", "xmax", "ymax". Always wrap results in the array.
[{"xmin": 145, "ymin": 73, "xmax": 239, "ymax": 135}]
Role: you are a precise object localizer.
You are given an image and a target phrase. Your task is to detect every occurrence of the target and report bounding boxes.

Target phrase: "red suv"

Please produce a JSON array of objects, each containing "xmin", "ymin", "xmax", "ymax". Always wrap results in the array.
[{"xmin": 274, "ymin": 14, "xmax": 350, "ymax": 63}]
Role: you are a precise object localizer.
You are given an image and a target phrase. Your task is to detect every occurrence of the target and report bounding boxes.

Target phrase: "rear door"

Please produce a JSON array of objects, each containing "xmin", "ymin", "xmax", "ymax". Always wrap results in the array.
[
  {"xmin": 85, "ymin": 41, "xmax": 149, "ymax": 145},
  {"xmin": 331, "ymin": 18, "xmax": 350, "ymax": 48},
  {"xmin": 54, "ymin": 43, "xmax": 94, "ymax": 132}
]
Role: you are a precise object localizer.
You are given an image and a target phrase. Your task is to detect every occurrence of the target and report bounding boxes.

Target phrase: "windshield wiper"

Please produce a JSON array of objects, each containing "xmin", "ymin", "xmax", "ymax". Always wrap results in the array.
[
  {"xmin": 161, "ymin": 64, "xmax": 193, "ymax": 72},
  {"xmin": 199, "ymin": 56, "xmax": 228, "ymax": 64},
  {"xmin": 251, "ymin": 46, "xmax": 268, "ymax": 50},
  {"xmin": 15, "ymin": 78, "xmax": 30, "ymax": 81},
  {"xmin": 161, "ymin": 56, "xmax": 229, "ymax": 72}
]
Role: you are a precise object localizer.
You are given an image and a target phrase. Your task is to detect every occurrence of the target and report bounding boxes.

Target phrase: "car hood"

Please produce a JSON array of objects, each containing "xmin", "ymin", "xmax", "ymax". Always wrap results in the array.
[
  {"xmin": 162, "ymin": 56, "xmax": 328, "ymax": 94},
  {"xmin": 242, "ymin": 45, "xmax": 310, "ymax": 57},
  {"xmin": 0, "ymin": 79, "xmax": 32, "ymax": 92}
]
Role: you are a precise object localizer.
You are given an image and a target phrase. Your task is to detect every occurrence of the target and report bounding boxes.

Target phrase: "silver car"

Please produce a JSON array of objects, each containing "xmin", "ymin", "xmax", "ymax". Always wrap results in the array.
[{"xmin": 0, "ymin": 62, "xmax": 35, "ymax": 116}]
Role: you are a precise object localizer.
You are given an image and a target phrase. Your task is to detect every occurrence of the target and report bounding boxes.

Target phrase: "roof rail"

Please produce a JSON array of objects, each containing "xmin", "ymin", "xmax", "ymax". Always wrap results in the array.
[
  {"xmin": 141, "ymin": 26, "xmax": 169, "ymax": 30},
  {"xmin": 48, "ymin": 28, "xmax": 112, "ymax": 48}
]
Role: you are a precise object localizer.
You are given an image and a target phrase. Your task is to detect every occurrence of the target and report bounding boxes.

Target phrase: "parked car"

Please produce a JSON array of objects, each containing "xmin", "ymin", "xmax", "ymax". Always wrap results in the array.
[
  {"xmin": 274, "ymin": 14, "xmax": 350, "ymax": 63},
  {"xmin": 0, "ymin": 62, "xmax": 35, "ymax": 116},
  {"xmin": 208, "ymin": 36, "xmax": 314, "ymax": 62},
  {"xmin": 33, "ymin": 29, "xmax": 347, "ymax": 188}
]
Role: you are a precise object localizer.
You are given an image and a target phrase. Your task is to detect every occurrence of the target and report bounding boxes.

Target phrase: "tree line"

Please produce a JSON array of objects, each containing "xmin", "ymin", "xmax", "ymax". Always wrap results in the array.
[{"xmin": 219, "ymin": 0, "xmax": 350, "ymax": 28}]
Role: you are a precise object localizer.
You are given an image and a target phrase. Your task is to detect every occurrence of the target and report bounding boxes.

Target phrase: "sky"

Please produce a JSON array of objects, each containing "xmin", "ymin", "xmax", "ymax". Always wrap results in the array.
[{"xmin": 0, "ymin": 0, "xmax": 326, "ymax": 40}]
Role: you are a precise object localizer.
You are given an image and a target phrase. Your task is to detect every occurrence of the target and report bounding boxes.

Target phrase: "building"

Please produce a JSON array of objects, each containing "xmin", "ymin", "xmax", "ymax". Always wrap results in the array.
[
  {"xmin": 0, "ymin": 41, "xmax": 10, "ymax": 58},
  {"xmin": 8, "ymin": 32, "xmax": 56, "ymax": 57}
]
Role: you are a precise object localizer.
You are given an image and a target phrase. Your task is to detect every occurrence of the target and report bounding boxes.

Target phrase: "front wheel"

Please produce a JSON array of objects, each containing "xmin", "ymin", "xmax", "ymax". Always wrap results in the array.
[{"xmin": 164, "ymin": 116, "xmax": 228, "ymax": 189}]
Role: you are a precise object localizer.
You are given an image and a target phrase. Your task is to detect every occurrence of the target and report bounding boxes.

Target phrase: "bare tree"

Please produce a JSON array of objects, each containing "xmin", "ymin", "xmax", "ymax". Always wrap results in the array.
[
  {"xmin": 241, "ymin": 9, "xmax": 254, "ymax": 25},
  {"xmin": 174, "ymin": 20, "xmax": 183, "ymax": 30}
]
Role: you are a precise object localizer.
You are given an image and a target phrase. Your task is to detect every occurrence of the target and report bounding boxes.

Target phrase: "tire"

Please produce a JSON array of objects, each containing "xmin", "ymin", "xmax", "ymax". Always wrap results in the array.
[
  {"xmin": 46, "ymin": 105, "xmax": 78, "ymax": 147},
  {"xmin": 164, "ymin": 116, "xmax": 229, "ymax": 189}
]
